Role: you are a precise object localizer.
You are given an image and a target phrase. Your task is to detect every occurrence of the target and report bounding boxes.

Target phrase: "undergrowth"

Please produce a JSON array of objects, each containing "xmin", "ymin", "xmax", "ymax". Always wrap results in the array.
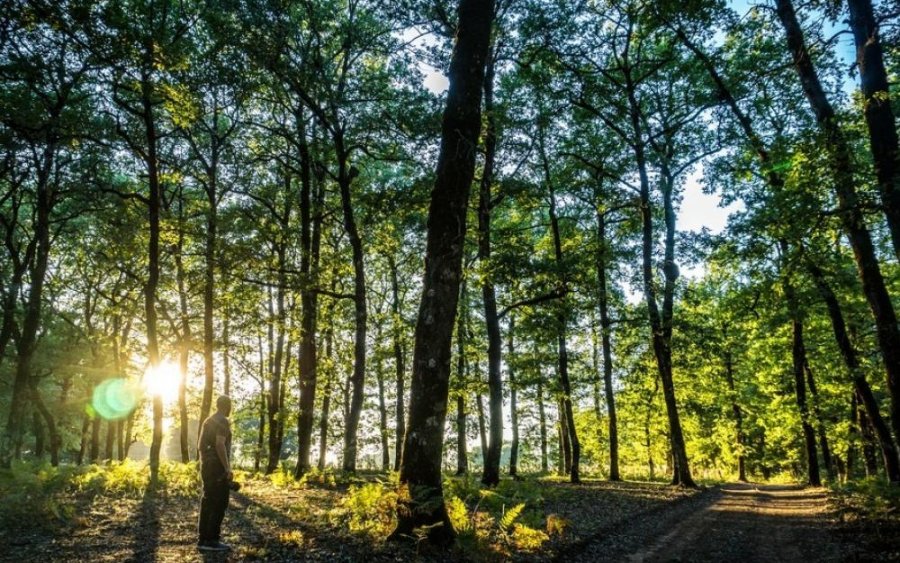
[{"xmin": 0, "ymin": 459, "xmax": 201, "ymax": 530}]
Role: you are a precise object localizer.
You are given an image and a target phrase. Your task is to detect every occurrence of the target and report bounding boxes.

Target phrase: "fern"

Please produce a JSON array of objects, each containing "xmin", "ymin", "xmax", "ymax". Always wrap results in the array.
[{"xmin": 500, "ymin": 502, "xmax": 525, "ymax": 531}]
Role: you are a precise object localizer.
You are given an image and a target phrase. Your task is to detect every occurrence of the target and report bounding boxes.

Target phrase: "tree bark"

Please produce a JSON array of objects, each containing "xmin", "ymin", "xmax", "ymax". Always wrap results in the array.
[
  {"xmin": 776, "ymin": 0, "xmax": 900, "ymax": 451},
  {"xmin": 806, "ymin": 260, "xmax": 900, "ymax": 482},
  {"xmin": 267, "ymin": 176, "xmax": 292, "ymax": 474},
  {"xmin": 391, "ymin": 0, "xmax": 494, "ymax": 543},
  {"xmin": 848, "ymin": 0, "xmax": 900, "ymax": 261},
  {"xmin": 508, "ymin": 317, "xmax": 520, "ymax": 478},
  {"xmin": 724, "ymin": 353, "xmax": 747, "ymax": 482},
  {"xmin": 336, "ymin": 139, "xmax": 368, "ymax": 474},
  {"xmin": 782, "ymin": 262, "xmax": 821, "ymax": 486},
  {"xmin": 175, "ymin": 199, "xmax": 191, "ymax": 463},
  {"xmin": 296, "ymin": 113, "xmax": 321, "ymax": 476},
  {"xmin": 596, "ymin": 211, "xmax": 620, "ymax": 481}
]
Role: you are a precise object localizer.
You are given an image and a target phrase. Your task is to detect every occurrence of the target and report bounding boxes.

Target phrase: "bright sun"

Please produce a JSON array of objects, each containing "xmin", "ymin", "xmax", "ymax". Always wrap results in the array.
[{"xmin": 143, "ymin": 360, "xmax": 181, "ymax": 404}]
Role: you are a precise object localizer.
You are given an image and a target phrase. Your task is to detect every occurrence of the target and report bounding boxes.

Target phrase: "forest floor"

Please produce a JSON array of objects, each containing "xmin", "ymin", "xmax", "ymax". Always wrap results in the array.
[{"xmin": 0, "ymin": 471, "xmax": 889, "ymax": 562}]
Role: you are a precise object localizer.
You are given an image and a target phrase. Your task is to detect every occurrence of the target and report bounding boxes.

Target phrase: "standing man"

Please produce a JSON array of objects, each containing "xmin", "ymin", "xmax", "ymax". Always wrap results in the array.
[{"xmin": 197, "ymin": 395, "xmax": 233, "ymax": 552}]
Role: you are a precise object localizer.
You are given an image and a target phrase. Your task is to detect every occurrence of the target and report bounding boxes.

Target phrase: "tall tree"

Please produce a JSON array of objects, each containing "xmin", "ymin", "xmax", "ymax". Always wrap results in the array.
[{"xmin": 392, "ymin": 0, "xmax": 494, "ymax": 544}]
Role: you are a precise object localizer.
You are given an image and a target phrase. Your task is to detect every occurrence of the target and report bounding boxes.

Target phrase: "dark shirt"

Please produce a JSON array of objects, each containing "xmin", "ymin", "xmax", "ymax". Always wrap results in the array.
[{"xmin": 198, "ymin": 412, "xmax": 232, "ymax": 469}]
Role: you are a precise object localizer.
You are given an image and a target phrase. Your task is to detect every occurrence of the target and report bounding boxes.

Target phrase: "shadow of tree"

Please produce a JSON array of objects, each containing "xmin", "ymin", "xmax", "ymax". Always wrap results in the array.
[{"xmin": 124, "ymin": 487, "xmax": 161, "ymax": 562}]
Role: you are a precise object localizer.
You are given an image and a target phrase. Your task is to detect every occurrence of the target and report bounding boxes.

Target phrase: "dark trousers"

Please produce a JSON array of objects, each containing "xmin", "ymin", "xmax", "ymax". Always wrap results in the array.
[{"xmin": 198, "ymin": 462, "xmax": 230, "ymax": 543}]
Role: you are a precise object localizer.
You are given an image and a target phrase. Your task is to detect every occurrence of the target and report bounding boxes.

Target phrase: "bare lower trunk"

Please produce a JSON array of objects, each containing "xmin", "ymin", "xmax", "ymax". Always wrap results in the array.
[{"xmin": 391, "ymin": 0, "xmax": 494, "ymax": 542}]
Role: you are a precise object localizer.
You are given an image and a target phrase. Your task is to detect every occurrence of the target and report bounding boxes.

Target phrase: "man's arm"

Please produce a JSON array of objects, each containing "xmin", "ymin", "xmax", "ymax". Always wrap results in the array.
[{"xmin": 216, "ymin": 434, "xmax": 232, "ymax": 480}]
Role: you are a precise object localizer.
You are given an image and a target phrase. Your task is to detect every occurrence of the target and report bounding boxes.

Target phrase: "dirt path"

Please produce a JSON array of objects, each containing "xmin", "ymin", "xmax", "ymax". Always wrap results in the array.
[{"xmin": 567, "ymin": 483, "xmax": 846, "ymax": 562}]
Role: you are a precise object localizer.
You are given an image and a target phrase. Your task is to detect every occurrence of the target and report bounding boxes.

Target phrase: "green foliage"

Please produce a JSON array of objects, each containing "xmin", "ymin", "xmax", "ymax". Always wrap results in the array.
[
  {"xmin": 0, "ymin": 461, "xmax": 78, "ymax": 528},
  {"xmin": 832, "ymin": 478, "xmax": 900, "ymax": 524},
  {"xmin": 338, "ymin": 481, "xmax": 398, "ymax": 539}
]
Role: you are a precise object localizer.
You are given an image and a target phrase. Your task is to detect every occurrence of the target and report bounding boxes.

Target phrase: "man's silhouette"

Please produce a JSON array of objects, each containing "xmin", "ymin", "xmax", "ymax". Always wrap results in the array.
[{"xmin": 197, "ymin": 395, "xmax": 233, "ymax": 551}]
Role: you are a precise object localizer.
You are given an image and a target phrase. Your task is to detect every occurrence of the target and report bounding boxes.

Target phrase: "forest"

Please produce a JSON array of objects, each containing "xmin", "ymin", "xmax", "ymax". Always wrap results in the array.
[{"xmin": 1, "ymin": 0, "xmax": 899, "ymax": 560}]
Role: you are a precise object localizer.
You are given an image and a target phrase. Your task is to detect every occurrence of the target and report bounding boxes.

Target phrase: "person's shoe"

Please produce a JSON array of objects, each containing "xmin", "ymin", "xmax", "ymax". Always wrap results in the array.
[{"xmin": 197, "ymin": 541, "xmax": 230, "ymax": 552}]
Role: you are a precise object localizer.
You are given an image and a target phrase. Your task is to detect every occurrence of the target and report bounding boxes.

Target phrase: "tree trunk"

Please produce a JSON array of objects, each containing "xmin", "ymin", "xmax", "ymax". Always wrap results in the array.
[
  {"xmin": 848, "ymin": 0, "xmax": 900, "ymax": 261},
  {"xmin": 336, "ymin": 139, "xmax": 368, "ymax": 474},
  {"xmin": 223, "ymin": 316, "xmax": 231, "ymax": 397},
  {"xmin": 558, "ymin": 399, "xmax": 571, "ymax": 476},
  {"xmin": 296, "ymin": 112, "xmax": 321, "ymax": 477},
  {"xmin": 596, "ymin": 211, "xmax": 620, "ymax": 481},
  {"xmin": 456, "ymin": 394, "xmax": 468, "ymax": 475},
  {"xmin": 776, "ymin": 0, "xmax": 900, "ymax": 452},
  {"xmin": 318, "ymin": 308, "xmax": 335, "ymax": 471},
  {"xmin": 29, "ymin": 384, "xmax": 60, "ymax": 466},
  {"xmin": 724, "ymin": 353, "xmax": 747, "ymax": 482},
  {"xmin": 858, "ymin": 400, "xmax": 880, "ymax": 477},
  {"xmin": 199, "ymin": 136, "xmax": 219, "ymax": 441},
  {"xmin": 783, "ymin": 269, "xmax": 821, "ymax": 486},
  {"xmin": 175, "ymin": 201, "xmax": 191, "ymax": 463},
  {"xmin": 804, "ymin": 362, "xmax": 834, "ymax": 481},
  {"xmin": 376, "ymin": 325, "xmax": 390, "ymax": 472},
  {"xmin": 477, "ymin": 392, "xmax": 488, "ymax": 466},
  {"xmin": 33, "ymin": 410, "xmax": 44, "ymax": 459},
  {"xmin": 806, "ymin": 260, "xmax": 900, "ymax": 482},
  {"xmin": 478, "ymin": 45, "xmax": 504, "ymax": 488},
  {"xmin": 267, "ymin": 223, "xmax": 289, "ymax": 473},
  {"xmin": 391, "ymin": 0, "xmax": 494, "ymax": 543},
  {"xmin": 539, "ymin": 113, "xmax": 581, "ymax": 483},
  {"xmin": 508, "ymin": 318, "xmax": 520, "ymax": 478},
  {"xmin": 390, "ymin": 256, "xmax": 406, "ymax": 472},
  {"xmin": 0, "ymin": 144, "xmax": 54, "ymax": 468},
  {"xmin": 538, "ymin": 376, "xmax": 548, "ymax": 473}
]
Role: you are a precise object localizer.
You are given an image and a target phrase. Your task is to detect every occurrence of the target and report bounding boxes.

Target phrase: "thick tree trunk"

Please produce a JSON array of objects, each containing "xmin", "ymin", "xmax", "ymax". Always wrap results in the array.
[
  {"xmin": 596, "ymin": 211, "xmax": 620, "ymax": 481},
  {"xmin": 391, "ymin": 0, "xmax": 494, "ymax": 543},
  {"xmin": 776, "ymin": 0, "xmax": 900, "ymax": 451},
  {"xmin": 848, "ymin": 0, "xmax": 900, "ymax": 260},
  {"xmin": 806, "ymin": 260, "xmax": 900, "ymax": 482},
  {"xmin": 296, "ymin": 114, "xmax": 320, "ymax": 477}
]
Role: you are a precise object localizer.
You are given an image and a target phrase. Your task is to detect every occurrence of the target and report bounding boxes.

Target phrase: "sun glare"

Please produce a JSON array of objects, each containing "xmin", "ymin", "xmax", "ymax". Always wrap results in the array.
[{"xmin": 143, "ymin": 360, "xmax": 182, "ymax": 405}]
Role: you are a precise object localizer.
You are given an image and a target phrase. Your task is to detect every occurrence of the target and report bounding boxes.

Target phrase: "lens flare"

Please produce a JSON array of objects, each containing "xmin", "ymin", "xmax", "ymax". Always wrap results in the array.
[
  {"xmin": 143, "ymin": 360, "xmax": 181, "ymax": 405},
  {"xmin": 92, "ymin": 378, "xmax": 139, "ymax": 420}
]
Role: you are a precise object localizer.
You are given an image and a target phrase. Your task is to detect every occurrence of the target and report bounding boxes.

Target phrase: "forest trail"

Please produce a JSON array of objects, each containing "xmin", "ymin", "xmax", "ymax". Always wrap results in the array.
[{"xmin": 569, "ymin": 483, "xmax": 844, "ymax": 562}]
